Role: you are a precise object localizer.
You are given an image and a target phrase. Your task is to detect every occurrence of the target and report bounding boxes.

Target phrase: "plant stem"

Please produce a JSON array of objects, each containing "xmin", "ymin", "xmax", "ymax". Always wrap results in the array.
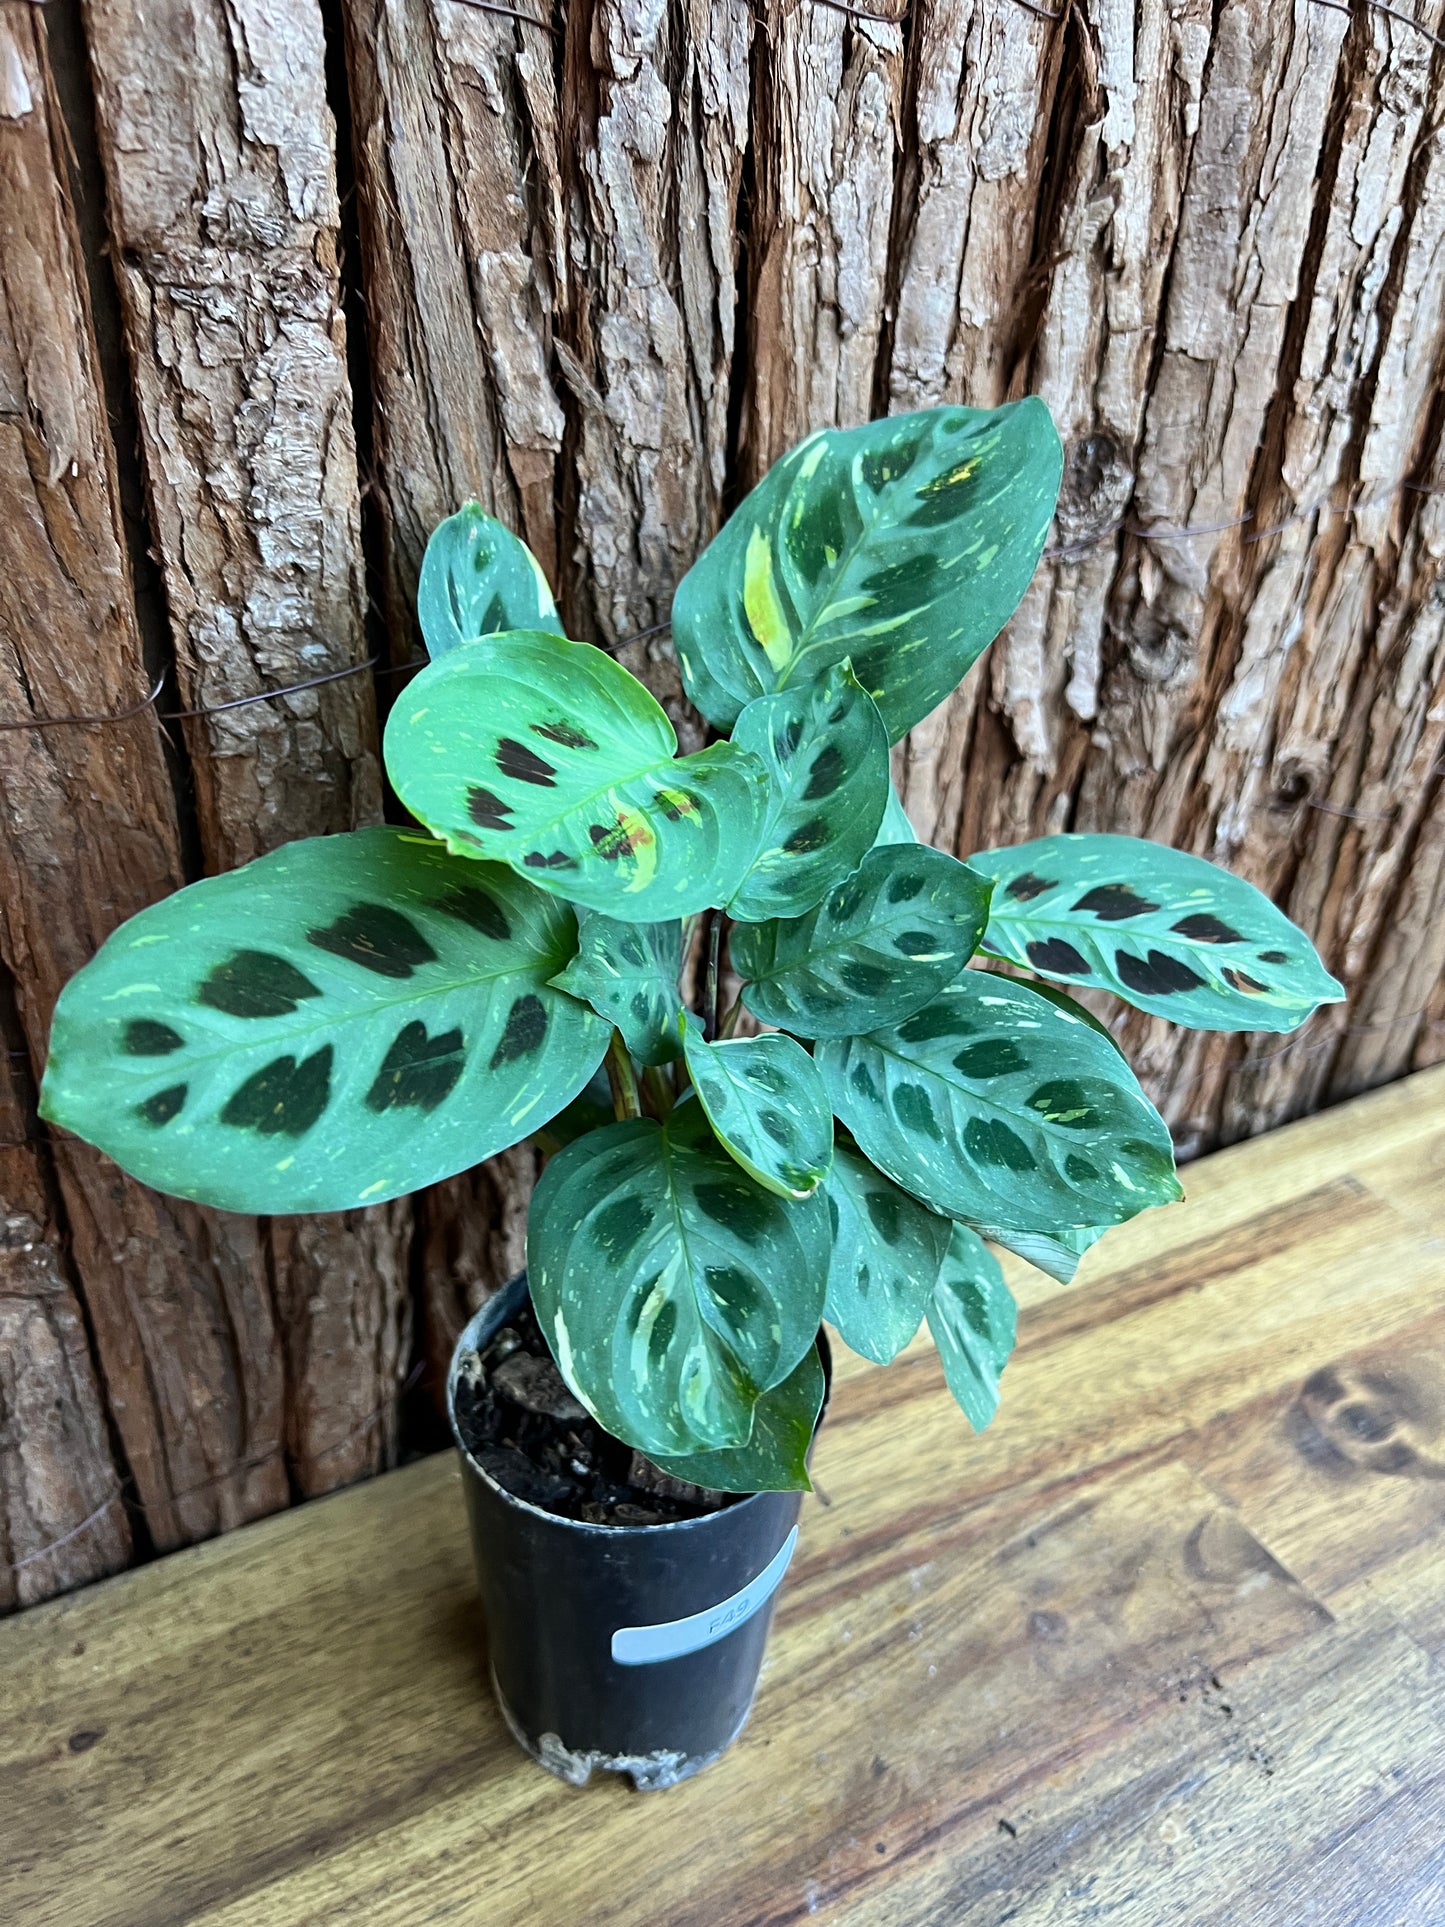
[
  {"xmin": 604, "ymin": 1029, "xmax": 641, "ymax": 1120},
  {"xmin": 705, "ymin": 912, "xmax": 723, "ymax": 1040},
  {"xmin": 718, "ymin": 992, "xmax": 743, "ymax": 1039},
  {"xmin": 640, "ymin": 1064, "xmax": 673, "ymax": 1119}
]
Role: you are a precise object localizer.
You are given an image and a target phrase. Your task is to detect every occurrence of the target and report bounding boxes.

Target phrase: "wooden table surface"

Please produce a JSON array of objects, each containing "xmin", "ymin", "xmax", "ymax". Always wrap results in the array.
[{"xmin": 4, "ymin": 1066, "xmax": 1445, "ymax": 1927}]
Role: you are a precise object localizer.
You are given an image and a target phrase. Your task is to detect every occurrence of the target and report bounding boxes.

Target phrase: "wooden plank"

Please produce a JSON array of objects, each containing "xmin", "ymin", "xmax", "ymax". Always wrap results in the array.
[
  {"xmin": 81, "ymin": 0, "xmax": 411, "ymax": 1499},
  {"xmin": 2, "ymin": 1064, "xmax": 1441, "ymax": 1925},
  {"xmin": 0, "ymin": 0, "xmax": 287, "ymax": 1574}
]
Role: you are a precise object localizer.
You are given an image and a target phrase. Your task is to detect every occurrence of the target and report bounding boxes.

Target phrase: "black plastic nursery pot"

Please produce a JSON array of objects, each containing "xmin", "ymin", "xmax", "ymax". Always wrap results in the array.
[{"xmin": 447, "ymin": 1273, "xmax": 829, "ymax": 1791}]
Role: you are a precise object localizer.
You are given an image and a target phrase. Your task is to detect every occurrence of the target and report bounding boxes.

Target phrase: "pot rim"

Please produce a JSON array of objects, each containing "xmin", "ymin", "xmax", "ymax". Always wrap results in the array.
[{"xmin": 446, "ymin": 1272, "xmax": 830, "ymax": 1539}]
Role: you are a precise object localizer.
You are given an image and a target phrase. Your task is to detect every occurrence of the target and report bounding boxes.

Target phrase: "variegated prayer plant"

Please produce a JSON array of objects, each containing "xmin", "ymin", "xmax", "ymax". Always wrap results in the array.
[{"xmin": 41, "ymin": 403, "xmax": 1344, "ymax": 1492}]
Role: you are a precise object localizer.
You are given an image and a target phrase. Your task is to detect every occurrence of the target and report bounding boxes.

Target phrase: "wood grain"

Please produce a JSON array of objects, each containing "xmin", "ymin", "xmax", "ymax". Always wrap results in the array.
[
  {"xmin": 80, "ymin": 0, "xmax": 411, "ymax": 1501},
  {"xmin": 3, "ymin": 1064, "xmax": 1442, "ymax": 1925},
  {"xmin": 0, "ymin": 0, "xmax": 286, "ymax": 1567}
]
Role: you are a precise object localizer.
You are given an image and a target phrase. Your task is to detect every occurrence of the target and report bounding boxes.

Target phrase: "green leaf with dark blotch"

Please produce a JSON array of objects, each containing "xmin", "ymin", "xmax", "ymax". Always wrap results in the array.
[
  {"xmin": 384, "ymin": 630, "xmax": 766, "ymax": 920},
  {"xmin": 39, "ymin": 827, "xmax": 608, "ymax": 1215},
  {"xmin": 975, "ymin": 969, "xmax": 1127, "ymax": 1058},
  {"xmin": 873, "ymin": 784, "xmax": 918, "ymax": 847},
  {"xmin": 733, "ymin": 844, "xmax": 992, "ymax": 1039},
  {"xmin": 681, "ymin": 1017, "xmax": 834, "ymax": 1200},
  {"xmin": 815, "ymin": 972, "xmax": 1181, "ymax": 1235},
  {"xmin": 417, "ymin": 502, "xmax": 563, "ymax": 659},
  {"xmin": 970, "ymin": 1221, "xmax": 1106, "ymax": 1286},
  {"xmin": 526, "ymin": 1104, "xmax": 829, "ymax": 1456},
  {"xmin": 650, "ymin": 1344, "xmax": 824, "ymax": 1493},
  {"xmin": 821, "ymin": 1145, "xmax": 951, "ymax": 1364},
  {"xmin": 551, "ymin": 912, "xmax": 684, "ymax": 1065},
  {"xmin": 969, "ymin": 833, "xmax": 1345, "ymax": 1033},
  {"xmin": 671, "ymin": 400, "xmax": 1063, "ymax": 743},
  {"xmin": 727, "ymin": 664, "xmax": 890, "ymax": 920},
  {"xmin": 927, "ymin": 1225, "xmax": 1016, "ymax": 1432}
]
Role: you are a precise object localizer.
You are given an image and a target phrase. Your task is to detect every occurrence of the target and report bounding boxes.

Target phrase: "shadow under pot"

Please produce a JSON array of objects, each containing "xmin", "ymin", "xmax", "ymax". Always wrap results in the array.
[{"xmin": 447, "ymin": 1273, "xmax": 830, "ymax": 1791}]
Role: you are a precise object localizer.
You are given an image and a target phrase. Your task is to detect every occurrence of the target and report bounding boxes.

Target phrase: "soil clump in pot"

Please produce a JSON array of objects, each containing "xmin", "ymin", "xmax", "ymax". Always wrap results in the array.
[{"xmin": 453, "ymin": 1299, "xmax": 734, "ymax": 1526}]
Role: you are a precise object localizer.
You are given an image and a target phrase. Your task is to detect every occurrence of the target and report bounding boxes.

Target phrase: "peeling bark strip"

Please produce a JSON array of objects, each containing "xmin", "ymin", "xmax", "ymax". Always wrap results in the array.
[
  {"xmin": 0, "ymin": 0, "xmax": 288, "ymax": 1573},
  {"xmin": 81, "ymin": 0, "xmax": 411, "ymax": 1504}
]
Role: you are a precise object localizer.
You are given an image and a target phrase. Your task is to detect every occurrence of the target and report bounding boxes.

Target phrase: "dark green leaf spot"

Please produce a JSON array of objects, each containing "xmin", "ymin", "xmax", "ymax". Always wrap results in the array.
[
  {"xmin": 884, "ymin": 869, "xmax": 926, "ymax": 905},
  {"xmin": 802, "ymin": 745, "xmax": 847, "ymax": 801},
  {"xmin": 594, "ymin": 1195, "xmax": 655, "ymax": 1258},
  {"xmin": 1173, "ymin": 913, "xmax": 1244, "ymax": 944},
  {"xmin": 893, "ymin": 1082, "xmax": 941, "ymax": 1139},
  {"xmin": 648, "ymin": 1297, "xmax": 678, "ymax": 1368},
  {"xmin": 1072, "ymin": 884, "xmax": 1161, "ymax": 921},
  {"xmin": 364, "ymin": 1021, "xmax": 465, "ymax": 1114},
  {"xmin": 1260, "ymin": 950, "xmax": 1291, "ymax": 965},
  {"xmin": 1026, "ymin": 939, "xmax": 1091, "ymax": 977},
  {"xmin": 589, "ymin": 818, "xmax": 649, "ymax": 861},
  {"xmin": 496, "ymin": 737, "xmax": 557, "ymax": 786},
  {"xmin": 863, "ymin": 1188, "xmax": 905, "ymax": 1246},
  {"xmin": 1026, "ymin": 1078, "xmax": 1104, "ymax": 1129},
  {"xmin": 1222, "ymin": 968, "xmax": 1268, "ymax": 994},
  {"xmin": 523, "ymin": 850, "xmax": 578, "ymax": 870},
  {"xmin": 962, "ymin": 1117, "xmax": 1035, "ymax": 1171},
  {"xmin": 533, "ymin": 720, "xmax": 597, "ymax": 751},
  {"xmin": 704, "ymin": 1264, "xmax": 764, "ymax": 1332},
  {"xmin": 1065, "ymin": 1153, "xmax": 1099, "ymax": 1182},
  {"xmin": 136, "ymin": 1084, "xmax": 187, "ymax": 1127},
  {"xmin": 467, "ymin": 786, "xmax": 515, "ymax": 831},
  {"xmin": 952, "ymin": 1038, "xmax": 1029, "ymax": 1079},
  {"xmin": 123, "ymin": 1019, "xmax": 184, "ymax": 1057},
  {"xmin": 896, "ymin": 1002, "xmax": 965, "ymax": 1043},
  {"xmin": 198, "ymin": 951, "xmax": 322, "ymax": 1018},
  {"xmin": 1005, "ymin": 872, "xmax": 1054, "ymax": 901},
  {"xmin": 783, "ymin": 817, "xmax": 830, "ymax": 855},
  {"xmin": 759, "ymin": 1108, "xmax": 793, "ymax": 1146},
  {"xmin": 894, "ymin": 930, "xmax": 943, "ymax": 958},
  {"xmin": 693, "ymin": 1181, "xmax": 767, "ymax": 1246},
  {"xmin": 1116, "ymin": 950, "xmax": 1205, "ymax": 996},
  {"xmin": 221, "ymin": 1048, "xmax": 333, "ymax": 1138},
  {"xmin": 434, "ymin": 883, "xmax": 511, "ymax": 943},
  {"xmin": 489, "ymin": 994, "xmax": 547, "ymax": 1068},
  {"xmin": 308, "ymin": 903, "xmax": 438, "ymax": 979}
]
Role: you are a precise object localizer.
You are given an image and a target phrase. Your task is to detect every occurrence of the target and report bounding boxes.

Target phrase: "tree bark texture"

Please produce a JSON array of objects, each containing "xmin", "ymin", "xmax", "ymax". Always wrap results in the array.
[{"xmin": 2, "ymin": 0, "xmax": 1443, "ymax": 1606}]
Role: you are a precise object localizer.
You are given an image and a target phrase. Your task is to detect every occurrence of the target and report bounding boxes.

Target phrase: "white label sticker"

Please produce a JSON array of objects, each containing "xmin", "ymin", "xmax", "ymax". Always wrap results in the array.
[{"xmin": 610, "ymin": 1525, "xmax": 799, "ymax": 1667}]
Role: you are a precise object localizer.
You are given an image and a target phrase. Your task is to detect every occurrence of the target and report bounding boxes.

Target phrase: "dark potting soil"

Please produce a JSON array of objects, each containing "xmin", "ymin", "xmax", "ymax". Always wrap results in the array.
[{"xmin": 453, "ymin": 1298, "xmax": 737, "ymax": 1526}]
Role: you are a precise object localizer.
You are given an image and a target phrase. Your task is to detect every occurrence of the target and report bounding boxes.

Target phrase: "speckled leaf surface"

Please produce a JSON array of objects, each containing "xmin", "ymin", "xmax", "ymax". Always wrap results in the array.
[
  {"xmin": 822, "ymin": 1145, "xmax": 951, "ymax": 1364},
  {"xmin": 39, "ymin": 828, "xmax": 608, "ymax": 1214},
  {"xmin": 526, "ymin": 1104, "xmax": 829, "ymax": 1456},
  {"xmin": 417, "ymin": 503, "xmax": 563, "ymax": 658},
  {"xmin": 733, "ymin": 844, "xmax": 992, "ymax": 1039},
  {"xmin": 671, "ymin": 401, "xmax": 1062, "ymax": 742},
  {"xmin": 970, "ymin": 834, "xmax": 1344, "ymax": 1032},
  {"xmin": 551, "ymin": 913, "xmax": 684, "ymax": 1065},
  {"xmin": 816, "ymin": 973, "xmax": 1182, "ymax": 1235},
  {"xmin": 385, "ymin": 631, "xmax": 765, "ymax": 920},
  {"xmin": 927, "ymin": 1225, "xmax": 1017, "ymax": 1432},
  {"xmin": 727, "ymin": 664, "xmax": 889, "ymax": 920},
  {"xmin": 682, "ymin": 1017, "xmax": 833, "ymax": 1199},
  {"xmin": 650, "ymin": 1343, "xmax": 824, "ymax": 1493},
  {"xmin": 973, "ymin": 1221, "xmax": 1106, "ymax": 1286}
]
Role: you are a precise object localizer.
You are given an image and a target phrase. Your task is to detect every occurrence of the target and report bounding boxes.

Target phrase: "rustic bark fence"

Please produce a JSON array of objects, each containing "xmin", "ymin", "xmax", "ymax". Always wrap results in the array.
[{"xmin": 2, "ymin": 0, "xmax": 1442, "ymax": 1610}]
